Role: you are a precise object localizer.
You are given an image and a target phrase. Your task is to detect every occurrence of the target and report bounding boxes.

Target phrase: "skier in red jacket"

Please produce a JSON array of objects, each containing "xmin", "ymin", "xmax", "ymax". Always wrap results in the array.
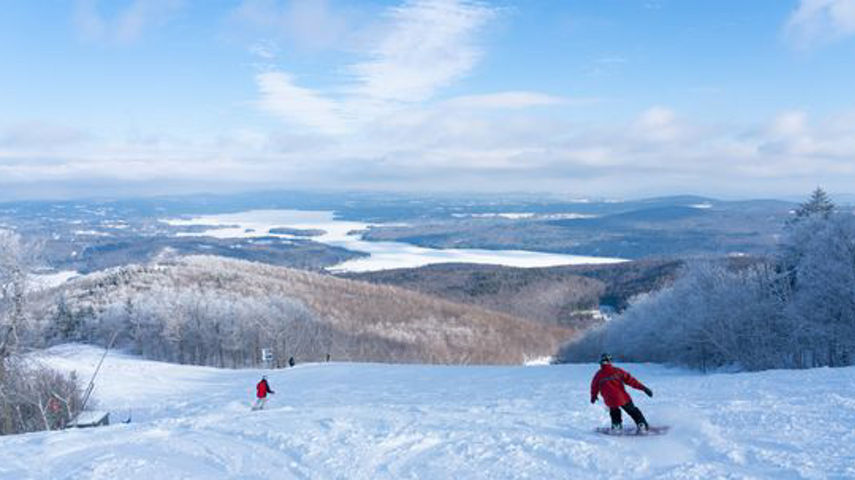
[
  {"xmin": 590, "ymin": 353, "xmax": 652, "ymax": 431},
  {"xmin": 252, "ymin": 375, "xmax": 275, "ymax": 411}
]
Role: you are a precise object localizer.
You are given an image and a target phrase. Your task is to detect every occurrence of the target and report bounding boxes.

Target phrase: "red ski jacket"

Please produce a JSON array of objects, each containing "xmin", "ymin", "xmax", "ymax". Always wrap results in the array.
[
  {"xmin": 256, "ymin": 379, "xmax": 274, "ymax": 398},
  {"xmin": 590, "ymin": 364, "xmax": 647, "ymax": 408}
]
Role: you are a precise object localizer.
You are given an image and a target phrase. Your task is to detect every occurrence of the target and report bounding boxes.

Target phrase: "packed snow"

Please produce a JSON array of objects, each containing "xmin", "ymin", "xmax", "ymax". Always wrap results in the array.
[
  {"xmin": 162, "ymin": 210, "xmax": 625, "ymax": 272},
  {"xmin": 2, "ymin": 345, "xmax": 853, "ymax": 479}
]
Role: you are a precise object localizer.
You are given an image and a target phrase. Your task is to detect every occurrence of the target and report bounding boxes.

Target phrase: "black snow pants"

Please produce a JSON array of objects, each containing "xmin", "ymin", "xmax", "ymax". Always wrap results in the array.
[{"xmin": 609, "ymin": 401, "xmax": 648, "ymax": 428}]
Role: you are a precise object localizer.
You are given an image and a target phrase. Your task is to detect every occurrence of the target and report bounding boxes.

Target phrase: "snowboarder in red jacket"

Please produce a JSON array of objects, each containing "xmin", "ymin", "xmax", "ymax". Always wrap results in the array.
[
  {"xmin": 590, "ymin": 353, "xmax": 652, "ymax": 431},
  {"xmin": 252, "ymin": 375, "xmax": 275, "ymax": 411}
]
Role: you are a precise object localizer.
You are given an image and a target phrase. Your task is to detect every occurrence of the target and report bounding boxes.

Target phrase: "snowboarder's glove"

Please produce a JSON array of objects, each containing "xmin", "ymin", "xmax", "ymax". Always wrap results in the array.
[
  {"xmin": 643, "ymin": 387, "xmax": 653, "ymax": 397},
  {"xmin": 590, "ymin": 397, "xmax": 597, "ymax": 404}
]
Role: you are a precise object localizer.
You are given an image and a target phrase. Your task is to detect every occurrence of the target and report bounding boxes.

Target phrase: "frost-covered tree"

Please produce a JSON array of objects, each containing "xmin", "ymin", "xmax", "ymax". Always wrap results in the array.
[
  {"xmin": 782, "ymin": 213, "xmax": 855, "ymax": 366},
  {"xmin": 47, "ymin": 294, "xmax": 84, "ymax": 342},
  {"xmin": 562, "ymin": 261, "xmax": 790, "ymax": 370},
  {"xmin": 0, "ymin": 230, "xmax": 31, "ymax": 359},
  {"xmin": 561, "ymin": 189, "xmax": 855, "ymax": 371},
  {"xmin": 793, "ymin": 187, "xmax": 834, "ymax": 221},
  {"xmin": 0, "ymin": 231, "xmax": 82, "ymax": 435},
  {"xmin": 54, "ymin": 280, "xmax": 333, "ymax": 368}
]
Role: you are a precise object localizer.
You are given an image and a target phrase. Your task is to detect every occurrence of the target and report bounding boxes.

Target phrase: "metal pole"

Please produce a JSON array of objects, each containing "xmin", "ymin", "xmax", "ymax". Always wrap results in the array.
[{"xmin": 79, "ymin": 330, "xmax": 119, "ymax": 414}]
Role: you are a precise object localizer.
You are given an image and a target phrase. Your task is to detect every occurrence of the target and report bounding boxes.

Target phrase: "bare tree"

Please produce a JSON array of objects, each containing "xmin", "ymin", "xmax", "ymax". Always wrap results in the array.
[
  {"xmin": 0, "ymin": 230, "xmax": 34, "ymax": 360},
  {"xmin": 0, "ymin": 231, "xmax": 83, "ymax": 435},
  {"xmin": 0, "ymin": 359, "xmax": 82, "ymax": 435}
]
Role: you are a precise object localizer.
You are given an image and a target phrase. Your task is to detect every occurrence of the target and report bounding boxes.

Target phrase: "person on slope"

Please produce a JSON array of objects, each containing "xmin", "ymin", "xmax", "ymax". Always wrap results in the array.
[
  {"xmin": 590, "ymin": 353, "xmax": 652, "ymax": 432},
  {"xmin": 252, "ymin": 375, "xmax": 275, "ymax": 411}
]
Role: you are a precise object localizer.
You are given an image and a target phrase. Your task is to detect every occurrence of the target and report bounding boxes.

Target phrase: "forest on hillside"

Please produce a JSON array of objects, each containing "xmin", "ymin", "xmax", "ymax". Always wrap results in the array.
[
  {"xmin": 343, "ymin": 259, "xmax": 684, "ymax": 328},
  {"xmin": 561, "ymin": 189, "xmax": 855, "ymax": 371},
  {"xmin": 13, "ymin": 257, "xmax": 573, "ymax": 367}
]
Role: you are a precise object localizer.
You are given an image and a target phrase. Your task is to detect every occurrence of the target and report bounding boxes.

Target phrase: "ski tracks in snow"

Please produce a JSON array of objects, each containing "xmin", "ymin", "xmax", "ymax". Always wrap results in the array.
[{"xmin": 4, "ymin": 346, "xmax": 855, "ymax": 479}]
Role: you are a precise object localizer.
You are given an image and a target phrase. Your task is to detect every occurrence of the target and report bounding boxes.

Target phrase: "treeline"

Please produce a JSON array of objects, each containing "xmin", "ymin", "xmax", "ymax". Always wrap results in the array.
[
  {"xmin": 42, "ymin": 285, "xmax": 417, "ymax": 368},
  {"xmin": 50, "ymin": 287, "xmax": 330, "ymax": 367},
  {"xmin": 344, "ymin": 259, "xmax": 686, "ymax": 329},
  {"xmin": 344, "ymin": 263, "xmax": 606, "ymax": 327},
  {"xmin": 557, "ymin": 259, "xmax": 684, "ymax": 312},
  {"xmin": 1, "ymin": 229, "xmax": 82, "ymax": 435},
  {"xmin": 560, "ymin": 189, "xmax": 855, "ymax": 371},
  {"xmin": 25, "ymin": 256, "xmax": 569, "ymax": 366}
]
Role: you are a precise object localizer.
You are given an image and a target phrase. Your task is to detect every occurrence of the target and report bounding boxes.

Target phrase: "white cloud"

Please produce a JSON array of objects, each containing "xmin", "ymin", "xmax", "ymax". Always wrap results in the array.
[
  {"xmin": 770, "ymin": 111, "xmax": 808, "ymax": 137},
  {"xmin": 251, "ymin": 1, "xmax": 500, "ymax": 133},
  {"xmin": 6, "ymin": 107, "xmax": 855, "ymax": 197},
  {"xmin": 349, "ymin": 0, "xmax": 494, "ymax": 103},
  {"xmin": 595, "ymin": 56, "xmax": 628, "ymax": 65},
  {"xmin": 759, "ymin": 110, "xmax": 855, "ymax": 159},
  {"xmin": 255, "ymin": 72, "xmax": 348, "ymax": 134},
  {"xmin": 631, "ymin": 106, "xmax": 691, "ymax": 143},
  {"xmin": 249, "ymin": 40, "xmax": 279, "ymax": 59},
  {"xmin": 443, "ymin": 92, "xmax": 575, "ymax": 109},
  {"xmin": 73, "ymin": 0, "xmax": 184, "ymax": 44},
  {"xmin": 73, "ymin": 0, "xmax": 106, "ymax": 41},
  {"xmin": 785, "ymin": 0, "xmax": 855, "ymax": 47},
  {"xmin": 115, "ymin": 0, "xmax": 182, "ymax": 43},
  {"xmin": 232, "ymin": 0, "xmax": 353, "ymax": 51},
  {"xmin": 0, "ymin": 122, "xmax": 90, "ymax": 149},
  {"xmin": 25, "ymin": 1, "xmax": 854, "ymax": 198},
  {"xmin": 283, "ymin": 0, "xmax": 351, "ymax": 50}
]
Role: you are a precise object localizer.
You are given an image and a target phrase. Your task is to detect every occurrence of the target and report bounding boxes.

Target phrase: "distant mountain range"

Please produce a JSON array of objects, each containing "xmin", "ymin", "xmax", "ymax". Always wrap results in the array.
[
  {"xmin": 360, "ymin": 194, "xmax": 796, "ymax": 259},
  {"xmin": 0, "ymin": 190, "xmax": 809, "ymax": 269}
]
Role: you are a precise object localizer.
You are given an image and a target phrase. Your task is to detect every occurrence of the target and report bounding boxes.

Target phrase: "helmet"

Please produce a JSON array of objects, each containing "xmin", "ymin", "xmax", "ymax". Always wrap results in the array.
[
  {"xmin": 262, "ymin": 375, "xmax": 267, "ymax": 380},
  {"xmin": 599, "ymin": 353, "xmax": 612, "ymax": 364}
]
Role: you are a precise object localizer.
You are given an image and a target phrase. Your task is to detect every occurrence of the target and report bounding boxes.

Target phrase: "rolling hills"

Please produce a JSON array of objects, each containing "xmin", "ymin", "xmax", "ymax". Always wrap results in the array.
[{"xmin": 36, "ymin": 256, "xmax": 575, "ymax": 365}]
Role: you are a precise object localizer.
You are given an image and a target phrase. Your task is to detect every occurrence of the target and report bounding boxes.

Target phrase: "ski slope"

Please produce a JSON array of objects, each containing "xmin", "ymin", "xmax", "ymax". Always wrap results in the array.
[{"xmin": 2, "ymin": 345, "xmax": 853, "ymax": 479}]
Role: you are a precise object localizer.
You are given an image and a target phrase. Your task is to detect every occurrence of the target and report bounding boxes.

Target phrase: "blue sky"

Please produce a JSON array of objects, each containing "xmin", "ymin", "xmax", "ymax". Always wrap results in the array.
[{"xmin": 1, "ymin": 0, "xmax": 854, "ymax": 200}]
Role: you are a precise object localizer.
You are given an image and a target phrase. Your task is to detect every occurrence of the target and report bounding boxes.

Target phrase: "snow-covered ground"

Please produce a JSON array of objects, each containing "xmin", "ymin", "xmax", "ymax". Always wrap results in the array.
[
  {"xmin": 2, "ymin": 345, "xmax": 854, "ymax": 479},
  {"xmin": 28, "ymin": 270, "xmax": 79, "ymax": 291},
  {"xmin": 163, "ymin": 209, "xmax": 625, "ymax": 272}
]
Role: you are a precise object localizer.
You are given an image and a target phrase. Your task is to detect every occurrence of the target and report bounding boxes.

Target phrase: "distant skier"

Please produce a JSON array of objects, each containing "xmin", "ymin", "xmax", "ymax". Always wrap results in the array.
[
  {"xmin": 590, "ymin": 353, "xmax": 652, "ymax": 432},
  {"xmin": 252, "ymin": 375, "xmax": 275, "ymax": 411}
]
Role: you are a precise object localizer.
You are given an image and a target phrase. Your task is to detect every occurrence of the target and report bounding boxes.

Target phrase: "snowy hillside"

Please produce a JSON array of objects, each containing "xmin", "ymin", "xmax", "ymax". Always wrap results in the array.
[
  {"xmin": 2, "ymin": 345, "xmax": 853, "ymax": 479},
  {"xmin": 36, "ymin": 256, "xmax": 571, "ymax": 365}
]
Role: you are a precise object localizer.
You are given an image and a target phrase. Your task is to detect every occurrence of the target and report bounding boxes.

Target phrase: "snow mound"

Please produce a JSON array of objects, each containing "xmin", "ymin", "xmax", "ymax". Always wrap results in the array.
[{"xmin": 1, "ymin": 345, "xmax": 853, "ymax": 479}]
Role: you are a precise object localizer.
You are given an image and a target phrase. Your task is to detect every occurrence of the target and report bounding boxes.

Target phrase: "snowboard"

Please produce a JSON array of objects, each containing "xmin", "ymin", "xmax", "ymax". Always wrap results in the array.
[{"xmin": 595, "ymin": 425, "xmax": 669, "ymax": 436}]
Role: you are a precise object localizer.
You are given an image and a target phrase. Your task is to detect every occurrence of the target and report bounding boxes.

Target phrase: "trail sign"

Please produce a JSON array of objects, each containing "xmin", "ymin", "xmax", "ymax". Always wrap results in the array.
[{"xmin": 261, "ymin": 348, "xmax": 274, "ymax": 363}]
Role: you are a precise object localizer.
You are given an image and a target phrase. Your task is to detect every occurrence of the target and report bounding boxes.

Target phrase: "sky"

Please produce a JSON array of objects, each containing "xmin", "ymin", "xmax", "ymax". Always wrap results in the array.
[{"xmin": 1, "ymin": 0, "xmax": 855, "ymax": 200}]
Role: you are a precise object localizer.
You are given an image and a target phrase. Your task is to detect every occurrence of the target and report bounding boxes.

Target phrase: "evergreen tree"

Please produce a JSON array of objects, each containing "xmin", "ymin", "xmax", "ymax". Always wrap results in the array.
[
  {"xmin": 794, "ymin": 187, "xmax": 834, "ymax": 220},
  {"xmin": 52, "ymin": 294, "xmax": 82, "ymax": 341}
]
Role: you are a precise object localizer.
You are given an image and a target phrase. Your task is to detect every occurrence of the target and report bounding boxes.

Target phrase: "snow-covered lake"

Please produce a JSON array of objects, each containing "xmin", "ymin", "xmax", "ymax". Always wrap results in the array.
[
  {"xmin": 163, "ymin": 209, "xmax": 625, "ymax": 272},
  {"xmin": 4, "ymin": 345, "xmax": 853, "ymax": 479}
]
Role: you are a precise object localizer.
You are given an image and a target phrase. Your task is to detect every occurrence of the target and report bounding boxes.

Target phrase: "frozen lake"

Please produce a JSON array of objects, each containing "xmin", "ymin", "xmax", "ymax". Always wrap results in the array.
[{"xmin": 163, "ymin": 209, "xmax": 625, "ymax": 272}]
